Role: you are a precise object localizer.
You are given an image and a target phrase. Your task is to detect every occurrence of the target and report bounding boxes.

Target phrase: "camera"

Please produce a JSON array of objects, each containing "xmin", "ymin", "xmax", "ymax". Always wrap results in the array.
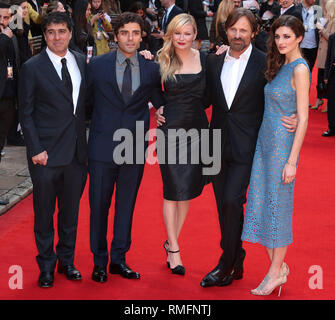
[{"xmin": 151, "ymin": 27, "xmax": 160, "ymax": 34}]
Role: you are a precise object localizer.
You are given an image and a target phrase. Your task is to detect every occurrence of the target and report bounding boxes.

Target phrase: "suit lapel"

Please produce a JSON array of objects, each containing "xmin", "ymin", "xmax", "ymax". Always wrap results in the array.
[
  {"xmin": 71, "ymin": 49, "xmax": 85, "ymax": 114},
  {"xmin": 111, "ymin": 51, "xmax": 124, "ymax": 102},
  {"xmin": 167, "ymin": 7, "xmax": 175, "ymax": 27},
  {"xmin": 41, "ymin": 49, "xmax": 73, "ymax": 103},
  {"xmin": 101, "ymin": 51, "xmax": 125, "ymax": 108},
  {"xmin": 230, "ymin": 47, "xmax": 259, "ymax": 111},
  {"xmin": 214, "ymin": 52, "xmax": 229, "ymax": 111}
]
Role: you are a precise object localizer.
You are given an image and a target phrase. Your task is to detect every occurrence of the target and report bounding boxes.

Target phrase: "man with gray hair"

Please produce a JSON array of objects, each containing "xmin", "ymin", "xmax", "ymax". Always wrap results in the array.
[{"xmin": 200, "ymin": 8, "xmax": 298, "ymax": 288}]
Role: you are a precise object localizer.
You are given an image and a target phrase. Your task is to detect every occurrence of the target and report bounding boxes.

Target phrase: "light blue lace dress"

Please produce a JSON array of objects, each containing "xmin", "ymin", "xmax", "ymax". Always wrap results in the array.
[{"xmin": 241, "ymin": 58, "xmax": 309, "ymax": 249}]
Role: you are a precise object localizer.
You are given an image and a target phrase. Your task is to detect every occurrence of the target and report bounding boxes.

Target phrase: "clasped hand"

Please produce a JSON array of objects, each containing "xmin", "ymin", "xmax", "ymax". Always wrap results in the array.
[{"xmin": 32, "ymin": 151, "xmax": 48, "ymax": 166}]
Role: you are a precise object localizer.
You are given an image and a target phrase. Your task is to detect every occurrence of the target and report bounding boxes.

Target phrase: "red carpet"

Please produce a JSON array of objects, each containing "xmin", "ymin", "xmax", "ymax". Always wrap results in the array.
[{"xmin": 0, "ymin": 69, "xmax": 334, "ymax": 300}]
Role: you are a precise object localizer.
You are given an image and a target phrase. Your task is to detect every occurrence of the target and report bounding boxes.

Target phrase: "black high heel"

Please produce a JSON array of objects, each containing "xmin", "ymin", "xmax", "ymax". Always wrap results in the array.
[
  {"xmin": 163, "ymin": 240, "xmax": 170, "ymax": 268},
  {"xmin": 168, "ymin": 249, "xmax": 185, "ymax": 276}
]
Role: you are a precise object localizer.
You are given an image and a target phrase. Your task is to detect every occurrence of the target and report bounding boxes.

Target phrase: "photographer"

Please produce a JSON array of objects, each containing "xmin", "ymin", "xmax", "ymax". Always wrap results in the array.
[
  {"xmin": 259, "ymin": 0, "xmax": 280, "ymax": 20},
  {"xmin": 88, "ymin": 0, "xmax": 113, "ymax": 55},
  {"xmin": 0, "ymin": 2, "xmax": 19, "ymax": 161},
  {"xmin": 253, "ymin": 12, "xmax": 269, "ymax": 52}
]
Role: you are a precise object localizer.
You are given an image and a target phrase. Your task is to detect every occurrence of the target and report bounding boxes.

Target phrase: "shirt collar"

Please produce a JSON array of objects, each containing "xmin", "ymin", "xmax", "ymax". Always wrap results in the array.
[
  {"xmin": 46, "ymin": 47, "xmax": 72, "ymax": 64},
  {"xmin": 116, "ymin": 49, "xmax": 139, "ymax": 66},
  {"xmin": 165, "ymin": 4, "xmax": 175, "ymax": 15},
  {"xmin": 281, "ymin": 4, "xmax": 294, "ymax": 15},
  {"xmin": 225, "ymin": 43, "xmax": 252, "ymax": 62},
  {"xmin": 302, "ymin": 4, "xmax": 314, "ymax": 12}
]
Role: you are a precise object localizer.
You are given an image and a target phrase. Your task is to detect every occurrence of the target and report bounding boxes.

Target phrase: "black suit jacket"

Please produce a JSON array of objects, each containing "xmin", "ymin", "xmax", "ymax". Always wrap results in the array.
[
  {"xmin": 206, "ymin": 47, "xmax": 267, "ymax": 164},
  {"xmin": 325, "ymin": 33, "xmax": 335, "ymax": 81},
  {"xmin": 0, "ymin": 34, "xmax": 11, "ymax": 99},
  {"xmin": 18, "ymin": 48, "xmax": 88, "ymax": 167},
  {"xmin": 281, "ymin": 5, "xmax": 303, "ymax": 21},
  {"xmin": 87, "ymin": 50, "xmax": 165, "ymax": 163},
  {"xmin": 188, "ymin": 0, "xmax": 208, "ymax": 39},
  {"xmin": 176, "ymin": 0, "xmax": 188, "ymax": 11},
  {"xmin": 161, "ymin": 5, "xmax": 184, "ymax": 32}
]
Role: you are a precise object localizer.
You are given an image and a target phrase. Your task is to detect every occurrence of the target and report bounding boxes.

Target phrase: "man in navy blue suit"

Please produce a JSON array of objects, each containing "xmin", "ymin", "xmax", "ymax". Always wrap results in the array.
[{"xmin": 87, "ymin": 12, "xmax": 165, "ymax": 283}]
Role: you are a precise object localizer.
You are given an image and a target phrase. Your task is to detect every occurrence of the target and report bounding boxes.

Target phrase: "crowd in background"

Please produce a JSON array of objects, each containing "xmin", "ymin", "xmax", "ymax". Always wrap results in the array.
[{"xmin": 1, "ymin": 0, "xmax": 335, "ymax": 165}]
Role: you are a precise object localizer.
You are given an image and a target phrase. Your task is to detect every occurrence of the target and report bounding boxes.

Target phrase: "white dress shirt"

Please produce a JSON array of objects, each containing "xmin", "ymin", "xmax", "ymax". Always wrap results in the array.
[
  {"xmin": 46, "ymin": 47, "xmax": 82, "ymax": 114},
  {"xmin": 31, "ymin": 0, "xmax": 39, "ymax": 13},
  {"xmin": 300, "ymin": 5, "xmax": 318, "ymax": 49},
  {"xmin": 220, "ymin": 44, "xmax": 252, "ymax": 109},
  {"xmin": 162, "ymin": 4, "xmax": 175, "ymax": 29}
]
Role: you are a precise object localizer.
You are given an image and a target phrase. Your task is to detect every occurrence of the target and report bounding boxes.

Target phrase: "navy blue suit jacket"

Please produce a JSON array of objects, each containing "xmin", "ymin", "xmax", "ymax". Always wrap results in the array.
[{"xmin": 87, "ymin": 50, "xmax": 165, "ymax": 163}]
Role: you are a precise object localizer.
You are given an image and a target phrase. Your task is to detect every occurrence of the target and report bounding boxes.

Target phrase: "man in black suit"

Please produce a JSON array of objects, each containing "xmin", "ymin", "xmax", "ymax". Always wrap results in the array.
[
  {"xmin": 322, "ymin": 32, "xmax": 335, "ymax": 137},
  {"xmin": 200, "ymin": 8, "xmax": 297, "ymax": 288},
  {"xmin": 19, "ymin": 12, "xmax": 88, "ymax": 288},
  {"xmin": 279, "ymin": 0, "xmax": 303, "ymax": 21},
  {"xmin": 151, "ymin": 0, "xmax": 183, "ymax": 42},
  {"xmin": 0, "ymin": 3, "xmax": 18, "ymax": 163},
  {"xmin": 87, "ymin": 12, "xmax": 164, "ymax": 283}
]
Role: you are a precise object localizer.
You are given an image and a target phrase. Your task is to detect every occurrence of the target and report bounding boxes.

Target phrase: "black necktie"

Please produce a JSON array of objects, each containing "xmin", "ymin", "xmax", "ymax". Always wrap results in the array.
[
  {"xmin": 61, "ymin": 58, "xmax": 73, "ymax": 96},
  {"xmin": 162, "ymin": 11, "xmax": 168, "ymax": 32},
  {"xmin": 121, "ymin": 58, "xmax": 132, "ymax": 104}
]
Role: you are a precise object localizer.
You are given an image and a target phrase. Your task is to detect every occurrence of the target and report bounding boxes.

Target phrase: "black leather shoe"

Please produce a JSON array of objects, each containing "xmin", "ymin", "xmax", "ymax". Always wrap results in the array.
[
  {"xmin": 200, "ymin": 266, "xmax": 234, "ymax": 287},
  {"xmin": 322, "ymin": 129, "xmax": 335, "ymax": 137},
  {"xmin": 57, "ymin": 264, "xmax": 82, "ymax": 280},
  {"xmin": 109, "ymin": 263, "xmax": 140, "ymax": 279},
  {"xmin": 92, "ymin": 266, "xmax": 107, "ymax": 283},
  {"xmin": 38, "ymin": 272, "xmax": 54, "ymax": 288},
  {"xmin": 232, "ymin": 248, "xmax": 246, "ymax": 280}
]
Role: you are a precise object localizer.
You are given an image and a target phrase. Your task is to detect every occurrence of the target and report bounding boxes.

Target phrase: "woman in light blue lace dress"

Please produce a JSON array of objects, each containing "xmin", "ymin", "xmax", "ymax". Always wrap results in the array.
[{"xmin": 241, "ymin": 16, "xmax": 310, "ymax": 296}]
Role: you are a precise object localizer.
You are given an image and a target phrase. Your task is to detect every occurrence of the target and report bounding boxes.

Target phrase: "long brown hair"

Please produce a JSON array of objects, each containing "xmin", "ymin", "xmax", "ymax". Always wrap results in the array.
[{"xmin": 265, "ymin": 15, "xmax": 305, "ymax": 82}]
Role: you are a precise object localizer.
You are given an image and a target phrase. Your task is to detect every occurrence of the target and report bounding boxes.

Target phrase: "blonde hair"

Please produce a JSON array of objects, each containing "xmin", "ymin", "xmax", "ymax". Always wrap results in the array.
[
  {"xmin": 326, "ymin": 0, "xmax": 335, "ymax": 21},
  {"xmin": 216, "ymin": 0, "xmax": 235, "ymax": 36},
  {"xmin": 157, "ymin": 13, "xmax": 197, "ymax": 82}
]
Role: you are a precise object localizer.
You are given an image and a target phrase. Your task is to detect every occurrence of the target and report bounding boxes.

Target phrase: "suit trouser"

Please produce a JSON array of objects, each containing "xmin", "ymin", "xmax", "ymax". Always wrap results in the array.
[
  {"xmin": 28, "ymin": 155, "xmax": 87, "ymax": 272},
  {"xmin": 88, "ymin": 159, "xmax": 145, "ymax": 266},
  {"xmin": 317, "ymin": 68, "xmax": 326, "ymax": 99},
  {"xmin": 301, "ymin": 47, "xmax": 318, "ymax": 73},
  {"xmin": 327, "ymin": 76, "xmax": 335, "ymax": 131},
  {"xmin": 7, "ymin": 107, "xmax": 22, "ymax": 144},
  {"xmin": 212, "ymin": 148, "xmax": 252, "ymax": 272},
  {"xmin": 0, "ymin": 98, "xmax": 15, "ymax": 151}
]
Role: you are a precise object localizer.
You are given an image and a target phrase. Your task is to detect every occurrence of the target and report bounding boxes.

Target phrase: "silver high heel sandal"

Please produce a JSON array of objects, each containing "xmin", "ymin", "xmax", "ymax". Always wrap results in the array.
[{"xmin": 251, "ymin": 264, "xmax": 289, "ymax": 297}]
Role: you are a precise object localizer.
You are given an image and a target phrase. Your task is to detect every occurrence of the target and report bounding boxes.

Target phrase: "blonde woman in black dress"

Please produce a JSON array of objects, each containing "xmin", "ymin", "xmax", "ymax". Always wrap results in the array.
[{"xmin": 155, "ymin": 14, "xmax": 209, "ymax": 275}]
